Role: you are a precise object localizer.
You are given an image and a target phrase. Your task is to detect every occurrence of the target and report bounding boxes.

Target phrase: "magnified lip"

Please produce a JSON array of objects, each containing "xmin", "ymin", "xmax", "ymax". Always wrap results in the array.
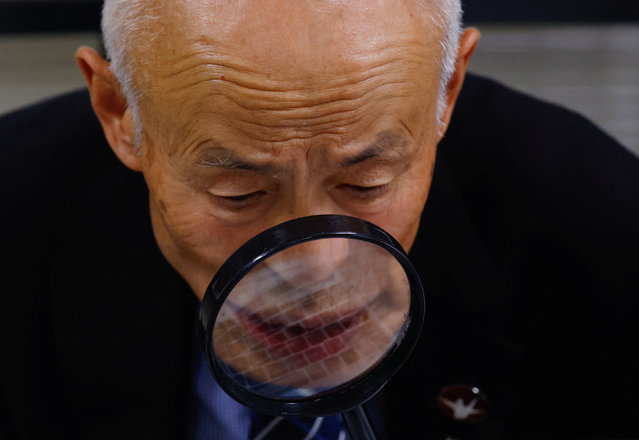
[{"xmin": 237, "ymin": 308, "xmax": 363, "ymax": 364}]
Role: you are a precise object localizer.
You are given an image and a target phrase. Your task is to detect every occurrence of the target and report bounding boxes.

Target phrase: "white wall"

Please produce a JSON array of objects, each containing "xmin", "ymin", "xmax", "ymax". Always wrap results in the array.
[{"xmin": 469, "ymin": 24, "xmax": 639, "ymax": 156}]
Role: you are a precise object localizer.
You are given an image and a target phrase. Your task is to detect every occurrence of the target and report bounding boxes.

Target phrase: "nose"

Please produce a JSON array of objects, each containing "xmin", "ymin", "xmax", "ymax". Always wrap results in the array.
[
  {"xmin": 261, "ymin": 190, "xmax": 355, "ymax": 287},
  {"xmin": 265, "ymin": 236, "xmax": 351, "ymax": 288}
]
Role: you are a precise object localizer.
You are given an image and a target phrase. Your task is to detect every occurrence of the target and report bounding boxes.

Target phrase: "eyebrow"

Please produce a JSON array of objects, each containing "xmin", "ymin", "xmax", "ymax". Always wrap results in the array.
[
  {"xmin": 341, "ymin": 131, "xmax": 408, "ymax": 167},
  {"xmin": 195, "ymin": 146, "xmax": 275, "ymax": 174},
  {"xmin": 194, "ymin": 130, "xmax": 408, "ymax": 172}
]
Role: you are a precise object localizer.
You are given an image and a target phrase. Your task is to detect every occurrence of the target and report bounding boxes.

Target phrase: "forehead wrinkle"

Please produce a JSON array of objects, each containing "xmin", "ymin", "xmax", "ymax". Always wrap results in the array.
[
  {"xmin": 223, "ymin": 45, "xmax": 429, "ymax": 95},
  {"xmin": 149, "ymin": 34, "xmax": 434, "ymax": 100},
  {"xmin": 263, "ymin": 42, "xmax": 427, "ymax": 92},
  {"xmin": 224, "ymin": 107, "xmax": 365, "ymax": 144},
  {"xmin": 207, "ymin": 76, "xmax": 415, "ymax": 138},
  {"xmin": 155, "ymin": 62, "xmax": 419, "ymax": 114},
  {"xmin": 221, "ymin": 85, "xmax": 414, "ymax": 144},
  {"xmin": 221, "ymin": 75, "xmax": 416, "ymax": 114},
  {"xmin": 153, "ymin": 73, "xmax": 413, "ymax": 144}
]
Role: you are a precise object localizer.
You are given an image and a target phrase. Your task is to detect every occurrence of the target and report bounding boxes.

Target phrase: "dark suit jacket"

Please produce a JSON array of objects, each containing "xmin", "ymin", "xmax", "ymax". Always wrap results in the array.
[{"xmin": 1, "ymin": 74, "xmax": 638, "ymax": 439}]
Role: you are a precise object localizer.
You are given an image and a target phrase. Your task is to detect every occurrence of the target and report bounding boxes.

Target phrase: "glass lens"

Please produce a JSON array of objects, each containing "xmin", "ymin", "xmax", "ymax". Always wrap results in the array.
[{"xmin": 211, "ymin": 237, "xmax": 411, "ymax": 399}]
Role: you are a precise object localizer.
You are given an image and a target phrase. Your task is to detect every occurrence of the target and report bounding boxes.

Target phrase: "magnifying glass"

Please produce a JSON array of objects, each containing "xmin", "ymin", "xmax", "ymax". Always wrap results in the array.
[{"xmin": 200, "ymin": 215, "xmax": 425, "ymax": 439}]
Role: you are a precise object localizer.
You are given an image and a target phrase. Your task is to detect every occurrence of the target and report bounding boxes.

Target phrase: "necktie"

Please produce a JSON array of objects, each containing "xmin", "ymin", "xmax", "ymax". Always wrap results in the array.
[{"xmin": 251, "ymin": 412, "xmax": 350, "ymax": 440}]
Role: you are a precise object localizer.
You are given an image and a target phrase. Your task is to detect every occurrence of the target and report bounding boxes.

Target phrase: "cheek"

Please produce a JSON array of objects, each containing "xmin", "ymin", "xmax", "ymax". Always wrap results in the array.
[
  {"xmin": 148, "ymin": 173, "xmax": 270, "ymax": 270},
  {"xmin": 147, "ymin": 170, "xmax": 224, "ymax": 259},
  {"xmin": 380, "ymin": 188, "xmax": 428, "ymax": 249},
  {"xmin": 369, "ymin": 151, "xmax": 435, "ymax": 249}
]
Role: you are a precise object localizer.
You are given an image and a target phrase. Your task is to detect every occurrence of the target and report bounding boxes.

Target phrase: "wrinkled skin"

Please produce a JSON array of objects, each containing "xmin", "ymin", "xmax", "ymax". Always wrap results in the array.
[{"xmin": 77, "ymin": 0, "xmax": 478, "ymax": 385}]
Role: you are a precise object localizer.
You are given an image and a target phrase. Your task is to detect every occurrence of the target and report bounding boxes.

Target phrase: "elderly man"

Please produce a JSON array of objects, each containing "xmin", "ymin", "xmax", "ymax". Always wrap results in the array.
[{"xmin": 1, "ymin": 0, "xmax": 638, "ymax": 439}]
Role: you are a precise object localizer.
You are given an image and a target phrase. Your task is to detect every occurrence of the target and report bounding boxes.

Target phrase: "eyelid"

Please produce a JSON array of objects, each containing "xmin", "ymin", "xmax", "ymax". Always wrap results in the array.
[
  {"xmin": 211, "ymin": 190, "xmax": 267, "ymax": 210},
  {"xmin": 210, "ymin": 187, "xmax": 260, "ymax": 197},
  {"xmin": 205, "ymin": 173, "xmax": 271, "ymax": 198},
  {"xmin": 337, "ymin": 183, "xmax": 390, "ymax": 200}
]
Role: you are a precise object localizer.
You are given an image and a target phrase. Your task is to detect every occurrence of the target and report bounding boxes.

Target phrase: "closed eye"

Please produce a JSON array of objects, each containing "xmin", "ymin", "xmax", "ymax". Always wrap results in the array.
[
  {"xmin": 212, "ymin": 191, "xmax": 266, "ymax": 209},
  {"xmin": 337, "ymin": 183, "xmax": 389, "ymax": 200}
]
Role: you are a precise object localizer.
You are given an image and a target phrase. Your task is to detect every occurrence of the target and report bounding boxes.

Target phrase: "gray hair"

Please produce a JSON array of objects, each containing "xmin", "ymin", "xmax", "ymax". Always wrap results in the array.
[
  {"xmin": 424, "ymin": 0, "xmax": 463, "ymax": 129},
  {"xmin": 101, "ymin": 0, "xmax": 462, "ymax": 147}
]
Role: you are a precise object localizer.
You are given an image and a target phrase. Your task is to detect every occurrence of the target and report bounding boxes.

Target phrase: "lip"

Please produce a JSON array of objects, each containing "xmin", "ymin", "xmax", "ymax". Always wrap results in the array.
[{"xmin": 236, "ymin": 308, "xmax": 363, "ymax": 365}]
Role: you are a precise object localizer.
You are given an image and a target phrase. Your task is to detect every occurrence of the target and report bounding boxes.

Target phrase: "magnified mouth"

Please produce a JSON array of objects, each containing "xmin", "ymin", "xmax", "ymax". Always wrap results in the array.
[{"xmin": 237, "ymin": 308, "xmax": 363, "ymax": 365}]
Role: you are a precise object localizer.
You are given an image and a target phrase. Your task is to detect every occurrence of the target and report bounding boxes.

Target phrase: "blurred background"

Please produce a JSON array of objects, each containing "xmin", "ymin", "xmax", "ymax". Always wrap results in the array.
[{"xmin": 1, "ymin": 0, "xmax": 638, "ymax": 155}]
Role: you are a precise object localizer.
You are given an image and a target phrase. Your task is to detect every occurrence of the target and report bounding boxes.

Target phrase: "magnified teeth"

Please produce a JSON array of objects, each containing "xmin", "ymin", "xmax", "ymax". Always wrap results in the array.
[
  {"xmin": 238, "ymin": 309, "xmax": 362, "ymax": 362},
  {"xmin": 211, "ymin": 236, "xmax": 412, "ymax": 394}
]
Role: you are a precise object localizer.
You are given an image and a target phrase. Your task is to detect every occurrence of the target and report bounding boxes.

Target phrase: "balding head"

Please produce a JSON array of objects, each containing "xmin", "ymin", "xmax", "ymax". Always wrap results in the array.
[{"xmin": 102, "ymin": 0, "xmax": 462, "ymax": 139}]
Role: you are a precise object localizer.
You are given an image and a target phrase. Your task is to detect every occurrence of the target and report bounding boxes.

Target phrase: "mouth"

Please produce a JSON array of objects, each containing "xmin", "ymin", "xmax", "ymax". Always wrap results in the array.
[{"xmin": 236, "ymin": 308, "xmax": 363, "ymax": 365}]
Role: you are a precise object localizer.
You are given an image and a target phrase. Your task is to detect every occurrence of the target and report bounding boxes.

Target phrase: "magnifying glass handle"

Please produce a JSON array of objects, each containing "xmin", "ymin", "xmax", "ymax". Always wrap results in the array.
[{"xmin": 341, "ymin": 405, "xmax": 377, "ymax": 440}]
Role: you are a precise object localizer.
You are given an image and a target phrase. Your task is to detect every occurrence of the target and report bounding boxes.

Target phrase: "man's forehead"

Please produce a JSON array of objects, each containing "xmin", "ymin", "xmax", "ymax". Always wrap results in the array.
[
  {"xmin": 132, "ymin": 0, "xmax": 444, "ymax": 146},
  {"xmin": 157, "ymin": 0, "xmax": 440, "ymax": 71}
]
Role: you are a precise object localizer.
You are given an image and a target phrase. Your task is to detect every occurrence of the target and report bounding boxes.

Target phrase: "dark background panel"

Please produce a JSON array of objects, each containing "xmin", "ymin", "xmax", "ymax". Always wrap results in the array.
[
  {"xmin": 0, "ymin": 1, "xmax": 101, "ymax": 33},
  {"xmin": 462, "ymin": 0, "xmax": 639, "ymax": 23},
  {"xmin": 0, "ymin": 0, "xmax": 638, "ymax": 34}
]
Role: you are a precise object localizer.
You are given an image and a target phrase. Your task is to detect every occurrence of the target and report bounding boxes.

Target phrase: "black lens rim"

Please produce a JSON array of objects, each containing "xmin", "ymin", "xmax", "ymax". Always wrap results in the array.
[{"xmin": 200, "ymin": 214, "xmax": 425, "ymax": 417}]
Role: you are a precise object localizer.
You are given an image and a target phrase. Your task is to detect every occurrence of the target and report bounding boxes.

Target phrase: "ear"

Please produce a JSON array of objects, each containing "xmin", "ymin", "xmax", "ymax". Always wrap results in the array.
[
  {"xmin": 437, "ymin": 27, "xmax": 481, "ymax": 140},
  {"xmin": 75, "ymin": 46, "xmax": 142, "ymax": 172}
]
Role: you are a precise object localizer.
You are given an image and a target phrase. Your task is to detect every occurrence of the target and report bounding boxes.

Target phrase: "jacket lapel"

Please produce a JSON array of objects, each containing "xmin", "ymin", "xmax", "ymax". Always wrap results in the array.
[{"xmin": 381, "ymin": 151, "xmax": 525, "ymax": 439}]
